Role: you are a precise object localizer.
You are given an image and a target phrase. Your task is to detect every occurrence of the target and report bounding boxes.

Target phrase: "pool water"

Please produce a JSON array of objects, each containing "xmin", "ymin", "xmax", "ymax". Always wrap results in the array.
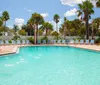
[{"xmin": 0, "ymin": 46, "xmax": 100, "ymax": 85}]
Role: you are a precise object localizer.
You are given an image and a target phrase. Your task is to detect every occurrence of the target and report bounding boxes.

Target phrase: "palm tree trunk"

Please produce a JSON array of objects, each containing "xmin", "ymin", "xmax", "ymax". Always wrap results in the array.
[
  {"xmin": 5, "ymin": 21, "xmax": 6, "ymax": 27},
  {"xmin": 86, "ymin": 1, "xmax": 89, "ymax": 39},
  {"xmin": 86, "ymin": 11, "xmax": 89, "ymax": 39}
]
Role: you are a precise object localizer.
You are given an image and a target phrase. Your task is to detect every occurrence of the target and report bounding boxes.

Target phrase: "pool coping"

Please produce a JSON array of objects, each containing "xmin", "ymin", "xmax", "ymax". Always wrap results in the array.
[
  {"xmin": 0, "ymin": 46, "xmax": 18, "ymax": 56},
  {"xmin": 0, "ymin": 44, "xmax": 100, "ymax": 56},
  {"xmin": 68, "ymin": 45, "xmax": 100, "ymax": 52}
]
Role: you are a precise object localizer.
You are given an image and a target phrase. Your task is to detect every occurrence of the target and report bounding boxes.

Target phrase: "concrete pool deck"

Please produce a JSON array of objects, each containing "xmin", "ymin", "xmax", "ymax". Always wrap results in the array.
[{"xmin": 0, "ymin": 44, "xmax": 100, "ymax": 55}]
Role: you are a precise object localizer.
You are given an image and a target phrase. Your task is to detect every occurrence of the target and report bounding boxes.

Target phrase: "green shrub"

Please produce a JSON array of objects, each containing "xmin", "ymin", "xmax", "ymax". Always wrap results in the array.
[
  {"xmin": 41, "ymin": 36, "xmax": 48, "ymax": 42},
  {"xmin": 28, "ymin": 37, "xmax": 34, "ymax": 44},
  {"xmin": 12, "ymin": 35, "xmax": 20, "ymax": 40},
  {"xmin": 98, "ymin": 32, "xmax": 100, "ymax": 38},
  {"xmin": 9, "ymin": 40, "xmax": 12, "ymax": 43},
  {"xmin": 54, "ymin": 36, "xmax": 61, "ymax": 40},
  {"xmin": 51, "ymin": 31, "xmax": 59, "ymax": 36},
  {"xmin": 95, "ymin": 38, "xmax": 100, "ymax": 43},
  {"xmin": 3, "ymin": 40, "xmax": 5, "ymax": 43},
  {"xmin": 18, "ymin": 29, "xmax": 26, "ymax": 36},
  {"xmin": 0, "ymin": 32, "xmax": 2, "ymax": 36}
]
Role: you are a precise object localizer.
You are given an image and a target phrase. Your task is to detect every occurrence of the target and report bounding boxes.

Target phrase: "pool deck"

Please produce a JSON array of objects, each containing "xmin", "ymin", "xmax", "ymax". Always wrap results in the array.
[{"xmin": 0, "ymin": 44, "xmax": 100, "ymax": 55}]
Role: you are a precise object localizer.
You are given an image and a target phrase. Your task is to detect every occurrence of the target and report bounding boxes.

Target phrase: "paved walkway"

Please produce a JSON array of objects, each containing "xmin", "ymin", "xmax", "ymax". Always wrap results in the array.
[
  {"xmin": 0, "ymin": 45, "xmax": 18, "ymax": 56},
  {"xmin": 68, "ymin": 44, "xmax": 100, "ymax": 51},
  {"xmin": 0, "ymin": 44, "xmax": 100, "ymax": 56}
]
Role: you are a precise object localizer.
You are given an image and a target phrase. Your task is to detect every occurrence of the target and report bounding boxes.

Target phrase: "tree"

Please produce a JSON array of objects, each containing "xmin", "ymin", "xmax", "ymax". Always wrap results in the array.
[
  {"xmin": 2, "ymin": 11, "xmax": 10, "ymax": 27},
  {"xmin": 60, "ymin": 17, "xmax": 68, "ymax": 39},
  {"xmin": 93, "ymin": 17, "xmax": 100, "ymax": 29},
  {"xmin": 13, "ymin": 25, "xmax": 19, "ymax": 33},
  {"xmin": 22, "ymin": 25, "xmax": 27, "ymax": 30},
  {"xmin": 0, "ymin": 17, "xmax": 3, "ymax": 27},
  {"xmin": 63, "ymin": 17, "xmax": 67, "ymax": 39},
  {"xmin": 60, "ymin": 18, "xmax": 72, "ymax": 37},
  {"xmin": 28, "ymin": 13, "xmax": 44, "ymax": 44},
  {"xmin": 71, "ymin": 19, "xmax": 83, "ymax": 36},
  {"xmin": 27, "ymin": 22, "xmax": 34, "ymax": 36},
  {"xmin": 59, "ymin": 25, "xmax": 65, "ymax": 36},
  {"xmin": 77, "ymin": 0, "xmax": 94, "ymax": 39},
  {"xmin": 53, "ymin": 14, "xmax": 60, "ymax": 32},
  {"xmin": 66, "ymin": 20, "xmax": 72, "ymax": 36},
  {"xmin": 0, "ymin": 27, "xmax": 4, "ymax": 32},
  {"xmin": 38, "ymin": 28, "xmax": 44, "ymax": 36},
  {"xmin": 92, "ymin": 17, "xmax": 100, "ymax": 37},
  {"xmin": 96, "ymin": 0, "xmax": 100, "ymax": 7},
  {"xmin": 18, "ymin": 29, "xmax": 26, "ymax": 36},
  {"xmin": 41, "ymin": 22, "xmax": 53, "ymax": 37},
  {"xmin": 52, "ymin": 31, "xmax": 59, "ymax": 36}
]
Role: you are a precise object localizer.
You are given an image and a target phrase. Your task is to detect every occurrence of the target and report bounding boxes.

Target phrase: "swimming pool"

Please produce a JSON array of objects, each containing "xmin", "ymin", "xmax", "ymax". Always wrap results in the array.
[{"xmin": 0, "ymin": 46, "xmax": 100, "ymax": 85}]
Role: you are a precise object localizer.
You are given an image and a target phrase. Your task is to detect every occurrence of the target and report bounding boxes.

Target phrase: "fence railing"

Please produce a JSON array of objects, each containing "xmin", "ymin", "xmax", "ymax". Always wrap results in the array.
[{"xmin": 0, "ymin": 36, "xmax": 99, "ymax": 40}]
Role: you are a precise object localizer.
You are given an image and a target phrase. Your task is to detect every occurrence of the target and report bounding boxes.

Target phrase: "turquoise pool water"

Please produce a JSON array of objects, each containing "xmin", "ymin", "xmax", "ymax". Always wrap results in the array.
[{"xmin": 0, "ymin": 46, "xmax": 100, "ymax": 85}]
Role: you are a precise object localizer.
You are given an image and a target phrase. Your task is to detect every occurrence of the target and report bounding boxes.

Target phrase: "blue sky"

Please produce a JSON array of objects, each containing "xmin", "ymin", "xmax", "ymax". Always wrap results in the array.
[{"xmin": 0, "ymin": 0, "xmax": 100, "ymax": 28}]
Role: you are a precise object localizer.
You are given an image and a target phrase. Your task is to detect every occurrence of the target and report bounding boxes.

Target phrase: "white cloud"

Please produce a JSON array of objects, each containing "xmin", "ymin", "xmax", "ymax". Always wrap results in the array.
[
  {"xmin": 60, "ymin": 0, "xmax": 96, "ymax": 6},
  {"xmin": 41, "ymin": 13, "xmax": 49, "ymax": 18},
  {"xmin": 60, "ymin": 0, "xmax": 86, "ymax": 6},
  {"xmin": 27, "ymin": 9, "xmax": 32, "ymax": 12},
  {"xmin": 24, "ymin": 8, "xmax": 33, "ymax": 13},
  {"xmin": 64, "ymin": 8, "xmax": 77, "ymax": 17},
  {"xmin": 14, "ymin": 18, "xmax": 24, "ymax": 29}
]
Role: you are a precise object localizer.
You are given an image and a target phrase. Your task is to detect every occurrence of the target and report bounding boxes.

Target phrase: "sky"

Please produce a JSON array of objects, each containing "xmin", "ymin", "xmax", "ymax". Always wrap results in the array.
[{"xmin": 0, "ymin": 0, "xmax": 100, "ymax": 29}]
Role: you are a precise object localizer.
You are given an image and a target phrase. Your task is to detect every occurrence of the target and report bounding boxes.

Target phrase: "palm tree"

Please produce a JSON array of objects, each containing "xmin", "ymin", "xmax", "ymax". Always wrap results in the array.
[
  {"xmin": 93, "ymin": 18, "xmax": 100, "ymax": 29},
  {"xmin": 71, "ymin": 19, "xmax": 83, "ymax": 36},
  {"xmin": 27, "ymin": 20, "xmax": 34, "ymax": 36},
  {"xmin": 63, "ymin": 17, "xmax": 67, "ymax": 39},
  {"xmin": 77, "ymin": 0, "xmax": 94, "ymax": 39},
  {"xmin": 66, "ymin": 20, "xmax": 71, "ymax": 36},
  {"xmin": 2, "ymin": 11, "xmax": 10, "ymax": 27},
  {"xmin": 96, "ymin": 0, "xmax": 100, "ymax": 7},
  {"xmin": 53, "ymin": 14, "xmax": 60, "ymax": 32},
  {"xmin": 59, "ymin": 24, "xmax": 65, "ymax": 36},
  {"xmin": 92, "ymin": 18, "xmax": 100, "ymax": 37},
  {"xmin": 42, "ymin": 22, "xmax": 53, "ymax": 37},
  {"xmin": 28, "ymin": 13, "xmax": 44, "ymax": 44},
  {"xmin": 60, "ymin": 18, "xmax": 71, "ymax": 37}
]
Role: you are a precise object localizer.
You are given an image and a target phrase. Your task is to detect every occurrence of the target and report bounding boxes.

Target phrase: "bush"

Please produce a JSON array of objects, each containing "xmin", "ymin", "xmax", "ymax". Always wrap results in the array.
[
  {"xmin": 18, "ymin": 29, "xmax": 26, "ymax": 36},
  {"xmin": 0, "ymin": 32, "xmax": 2, "ymax": 36},
  {"xmin": 51, "ymin": 31, "xmax": 59, "ymax": 36},
  {"xmin": 98, "ymin": 32, "xmax": 100, "ymax": 38},
  {"xmin": 41, "ymin": 36, "xmax": 48, "ymax": 42},
  {"xmin": 54, "ymin": 36, "xmax": 61, "ymax": 40},
  {"xmin": 12, "ymin": 35, "xmax": 20, "ymax": 40},
  {"xmin": 95, "ymin": 38, "xmax": 100, "ymax": 43},
  {"xmin": 28, "ymin": 37, "xmax": 34, "ymax": 44},
  {"xmin": 9, "ymin": 40, "xmax": 12, "ymax": 43}
]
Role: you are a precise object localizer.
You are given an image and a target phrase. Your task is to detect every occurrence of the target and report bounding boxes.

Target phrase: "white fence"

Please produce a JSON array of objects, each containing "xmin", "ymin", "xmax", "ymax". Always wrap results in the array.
[{"xmin": 0, "ymin": 36, "xmax": 99, "ymax": 40}]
